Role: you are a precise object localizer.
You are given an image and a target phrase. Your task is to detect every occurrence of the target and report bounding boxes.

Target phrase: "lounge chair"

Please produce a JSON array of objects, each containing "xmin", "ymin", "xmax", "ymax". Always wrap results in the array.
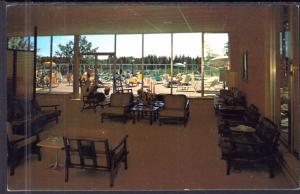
[
  {"xmin": 159, "ymin": 94, "xmax": 190, "ymax": 127},
  {"xmin": 177, "ymin": 74, "xmax": 191, "ymax": 91},
  {"xmin": 204, "ymin": 79, "xmax": 222, "ymax": 92}
]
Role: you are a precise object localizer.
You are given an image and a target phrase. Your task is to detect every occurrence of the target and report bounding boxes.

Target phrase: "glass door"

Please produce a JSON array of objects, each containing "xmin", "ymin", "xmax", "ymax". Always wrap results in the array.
[{"xmin": 279, "ymin": 19, "xmax": 292, "ymax": 148}]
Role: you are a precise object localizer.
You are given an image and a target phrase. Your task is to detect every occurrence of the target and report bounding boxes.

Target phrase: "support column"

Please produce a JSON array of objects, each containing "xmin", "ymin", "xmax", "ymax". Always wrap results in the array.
[
  {"xmin": 49, "ymin": 36, "xmax": 53, "ymax": 93},
  {"xmin": 0, "ymin": 2, "xmax": 7, "ymax": 191},
  {"xmin": 171, "ymin": 33, "xmax": 173, "ymax": 94},
  {"xmin": 33, "ymin": 26, "xmax": 38, "ymax": 100},
  {"xmin": 94, "ymin": 55, "xmax": 98, "ymax": 85},
  {"xmin": 113, "ymin": 34, "xmax": 117, "ymax": 93},
  {"xmin": 73, "ymin": 35, "xmax": 80, "ymax": 98},
  {"xmin": 201, "ymin": 33, "xmax": 205, "ymax": 97},
  {"xmin": 142, "ymin": 34, "xmax": 144, "ymax": 89}
]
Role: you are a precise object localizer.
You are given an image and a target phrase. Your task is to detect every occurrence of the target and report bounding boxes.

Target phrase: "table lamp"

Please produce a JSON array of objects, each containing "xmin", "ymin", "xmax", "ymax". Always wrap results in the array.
[
  {"xmin": 219, "ymin": 69, "xmax": 229, "ymax": 89},
  {"xmin": 228, "ymin": 71, "xmax": 237, "ymax": 88}
]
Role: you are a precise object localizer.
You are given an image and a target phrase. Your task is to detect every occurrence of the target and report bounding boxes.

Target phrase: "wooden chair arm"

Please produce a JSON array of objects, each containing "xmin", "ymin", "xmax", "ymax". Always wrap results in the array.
[
  {"xmin": 12, "ymin": 132, "xmax": 39, "ymax": 144},
  {"xmin": 185, "ymin": 99, "xmax": 190, "ymax": 111},
  {"xmin": 40, "ymin": 104, "xmax": 60, "ymax": 110},
  {"xmin": 111, "ymin": 135, "xmax": 129, "ymax": 153}
]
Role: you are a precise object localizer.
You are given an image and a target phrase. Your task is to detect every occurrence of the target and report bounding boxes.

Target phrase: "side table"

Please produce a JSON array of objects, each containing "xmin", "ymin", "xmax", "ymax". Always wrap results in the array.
[{"xmin": 37, "ymin": 136, "xmax": 64, "ymax": 170}]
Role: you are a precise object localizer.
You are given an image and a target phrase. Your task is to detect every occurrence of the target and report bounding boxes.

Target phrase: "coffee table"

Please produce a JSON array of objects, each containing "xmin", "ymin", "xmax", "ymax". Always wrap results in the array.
[
  {"xmin": 37, "ymin": 136, "xmax": 64, "ymax": 170},
  {"xmin": 131, "ymin": 104, "xmax": 160, "ymax": 125}
]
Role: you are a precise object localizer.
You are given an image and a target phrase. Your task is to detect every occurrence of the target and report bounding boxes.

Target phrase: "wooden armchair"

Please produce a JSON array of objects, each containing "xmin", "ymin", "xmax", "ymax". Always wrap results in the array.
[
  {"xmin": 7, "ymin": 121, "xmax": 41, "ymax": 175},
  {"xmin": 159, "ymin": 94, "xmax": 190, "ymax": 127},
  {"xmin": 8, "ymin": 100, "xmax": 47, "ymax": 135},
  {"xmin": 63, "ymin": 135, "xmax": 129, "ymax": 187},
  {"xmin": 81, "ymin": 86, "xmax": 106, "ymax": 112},
  {"xmin": 101, "ymin": 92, "xmax": 133, "ymax": 123},
  {"xmin": 31, "ymin": 100, "xmax": 61, "ymax": 124},
  {"xmin": 220, "ymin": 117, "xmax": 280, "ymax": 178}
]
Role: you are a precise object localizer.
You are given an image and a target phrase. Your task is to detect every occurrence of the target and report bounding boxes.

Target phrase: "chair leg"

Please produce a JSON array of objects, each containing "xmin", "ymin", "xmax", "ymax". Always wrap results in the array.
[
  {"xmin": 101, "ymin": 115, "xmax": 104, "ymax": 123},
  {"xmin": 110, "ymin": 171, "xmax": 114, "ymax": 187},
  {"xmin": 226, "ymin": 160, "xmax": 231, "ymax": 175},
  {"xmin": 10, "ymin": 163, "xmax": 15, "ymax": 176},
  {"xmin": 124, "ymin": 155, "xmax": 128, "ymax": 170},
  {"xmin": 65, "ymin": 167, "xmax": 69, "ymax": 182},
  {"xmin": 36, "ymin": 146, "xmax": 42, "ymax": 161},
  {"xmin": 268, "ymin": 160, "xmax": 275, "ymax": 178},
  {"xmin": 10, "ymin": 148, "xmax": 16, "ymax": 176}
]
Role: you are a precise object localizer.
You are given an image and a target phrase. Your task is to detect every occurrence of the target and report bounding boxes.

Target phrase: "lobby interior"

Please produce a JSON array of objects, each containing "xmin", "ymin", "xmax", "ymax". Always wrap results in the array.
[{"xmin": 1, "ymin": 2, "xmax": 300, "ymax": 190}]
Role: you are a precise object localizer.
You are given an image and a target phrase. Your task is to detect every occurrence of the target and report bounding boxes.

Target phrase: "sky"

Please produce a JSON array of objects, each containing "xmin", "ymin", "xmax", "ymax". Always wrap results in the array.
[{"xmin": 36, "ymin": 33, "xmax": 228, "ymax": 59}]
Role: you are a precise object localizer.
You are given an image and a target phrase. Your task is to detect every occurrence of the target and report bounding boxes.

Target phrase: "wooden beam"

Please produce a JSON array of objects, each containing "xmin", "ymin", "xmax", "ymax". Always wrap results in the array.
[
  {"xmin": 73, "ymin": 35, "xmax": 80, "ymax": 98},
  {"xmin": 80, "ymin": 52, "xmax": 115, "ymax": 56},
  {"xmin": 33, "ymin": 26, "xmax": 37, "ymax": 100}
]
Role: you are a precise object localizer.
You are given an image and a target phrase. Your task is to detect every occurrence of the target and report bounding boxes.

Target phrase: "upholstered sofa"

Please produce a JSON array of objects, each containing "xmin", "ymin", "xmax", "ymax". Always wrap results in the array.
[
  {"xmin": 217, "ymin": 104, "xmax": 261, "ymax": 136},
  {"xmin": 101, "ymin": 92, "xmax": 133, "ymax": 123},
  {"xmin": 220, "ymin": 117, "xmax": 280, "ymax": 178},
  {"xmin": 159, "ymin": 94, "xmax": 190, "ymax": 127},
  {"xmin": 7, "ymin": 99, "xmax": 61, "ymax": 135}
]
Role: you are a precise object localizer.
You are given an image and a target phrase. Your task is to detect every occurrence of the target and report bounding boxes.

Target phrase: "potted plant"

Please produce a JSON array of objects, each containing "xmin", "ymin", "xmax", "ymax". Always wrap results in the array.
[{"xmin": 104, "ymin": 86, "xmax": 111, "ymax": 95}]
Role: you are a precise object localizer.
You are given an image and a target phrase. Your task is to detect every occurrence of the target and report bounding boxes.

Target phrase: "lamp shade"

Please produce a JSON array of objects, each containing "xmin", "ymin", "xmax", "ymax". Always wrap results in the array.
[{"xmin": 228, "ymin": 71, "xmax": 237, "ymax": 88}]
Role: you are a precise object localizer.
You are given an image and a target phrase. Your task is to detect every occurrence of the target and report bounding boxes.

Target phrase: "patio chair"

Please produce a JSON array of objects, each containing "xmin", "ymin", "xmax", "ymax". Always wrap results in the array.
[
  {"xmin": 159, "ymin": 94, "xmax": 190, "ymax": 127},
  {"xmin": 63, "ymin": 135, "xmax": 129, "ymax": 187},
  {"xmin": 31, "ymin": 99, "xmax": 61, "ymax": 124},
  {"xmin": 115, "ymin": 77, "xmax": 132, "ymax": 93},
  {"xmin": 192, "ymin": 80, "xmax": 201, "ymax": 93},
  {"xmin": 81, "ymin": 86, "xmax": 106, "ymax": 112},
  {"xmin": 101, "ymin": 92, "xmax": 133, "ymax": 123},
  {"xmin": 7, "ymin": 121, "xmax": 41, "ymax": 176},
  {"xmin": 220, "ymin": 117, "xmax": 280, "ymax": 178},
  {"xmin": 177, "ymin": 74, "xmax": 191, "ymax": 91},
  {"xmin": 204, "ymin": 79, "xmax": 222, "ymax": 92}
]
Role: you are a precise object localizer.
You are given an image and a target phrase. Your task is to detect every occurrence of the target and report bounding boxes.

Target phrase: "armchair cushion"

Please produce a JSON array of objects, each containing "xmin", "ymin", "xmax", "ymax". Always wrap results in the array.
[
  {"xmin": 110, "ymin": 93, "xmax": 132, "ymax": 107},
  {"xmin": 102, "ymin": 107, "xmax": 125, "ymax": 115},
  {"xmin": 164, "ymin": 94, "xmax": 187, "ymax": 109},
  {"xmin": 159, "ymin": 109, "xmax": 185, "ymax": 118}
]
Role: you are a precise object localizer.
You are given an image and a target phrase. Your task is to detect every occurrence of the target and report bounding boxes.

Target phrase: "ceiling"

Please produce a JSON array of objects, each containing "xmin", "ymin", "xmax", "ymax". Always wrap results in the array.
[{"xmin": 6, "ymin": 3, "xmax": 268, "ymax": 36}]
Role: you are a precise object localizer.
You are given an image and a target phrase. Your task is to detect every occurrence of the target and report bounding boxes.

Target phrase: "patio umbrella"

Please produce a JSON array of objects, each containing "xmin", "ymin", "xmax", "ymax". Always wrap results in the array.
[
  {"xmin": 43, "ymin": 61, "xmax": 57, "ymax": 67},
  {"xmin": 209, "ymin": 56, "xmax": 229, "ymax": 68},
  {"xmin": 174, "ymin": 62, "xmax": 186, "ymax": 67},
  {"xmin": 174, "ymin": 62, "xmax": 186, "ymax": 74}
]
